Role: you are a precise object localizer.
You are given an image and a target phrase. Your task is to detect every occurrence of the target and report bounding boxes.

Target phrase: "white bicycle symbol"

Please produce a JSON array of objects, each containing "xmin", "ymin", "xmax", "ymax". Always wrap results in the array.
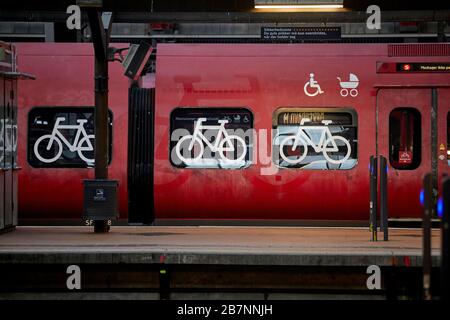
[
  {"xmin": 175, "ymin": 118, "xmax": 247, "ymax": 164},
  {"xmin": 33, "ymin": 117, "xmax": 94, "ymax": 164},
  {"xmin": 278, "ymin": 118, "xmax": 351, "ymax": 165}
]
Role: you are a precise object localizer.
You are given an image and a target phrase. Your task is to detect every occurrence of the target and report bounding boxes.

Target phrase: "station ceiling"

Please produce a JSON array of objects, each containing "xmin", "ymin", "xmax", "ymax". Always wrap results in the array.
[
  {"xmin": 0, "ymin": 0, "xmax": 449, "ymax": 11},
  {"xmin": 0, "ymin": 1, "xmax": 449, "ymax": 24}
]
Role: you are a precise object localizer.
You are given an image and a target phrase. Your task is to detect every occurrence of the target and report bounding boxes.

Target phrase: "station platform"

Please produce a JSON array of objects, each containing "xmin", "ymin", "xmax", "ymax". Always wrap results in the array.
[
  {"xmin": 0, "ymin": 226, "xmax": 441, "ymax": 266},
  {"xmin": 0, "ymin": 226, "xmax": 442, "ymax": 299}
]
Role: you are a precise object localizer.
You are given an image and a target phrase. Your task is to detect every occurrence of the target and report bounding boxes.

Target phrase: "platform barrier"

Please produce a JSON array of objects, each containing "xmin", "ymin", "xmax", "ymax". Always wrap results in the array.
[{"xmin": 369, "ymin": 155, "xmax": 389, "ymax": 242}]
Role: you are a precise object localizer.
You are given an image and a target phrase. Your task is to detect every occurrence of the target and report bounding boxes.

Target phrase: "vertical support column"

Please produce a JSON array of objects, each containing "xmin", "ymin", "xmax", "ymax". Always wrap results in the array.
[
  {"xmin": 379, "ymin": 156, "xmax": 388, "ymax": 241},
  {"xmin": 85, "ymin": 9, "xmax": 113, "ymax": 233},
  {"xmin": 423, "ymin": 173, "xmax": 433, "ymax": 300},
  {"xmin": 370, "ymin": 155, "xmax": 378, "ymax": 241},
  {"xmin": 442, "ymin": 177, "xmax": 450, "ymax": 300},
  {"xmin": 94, "ymin": 51, "xmax": 109, "ymax": 180}
]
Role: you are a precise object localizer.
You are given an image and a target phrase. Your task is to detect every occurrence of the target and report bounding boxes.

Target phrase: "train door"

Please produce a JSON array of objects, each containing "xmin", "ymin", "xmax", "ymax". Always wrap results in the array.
[
  {"xmin": 0, "ymin": 77, "xmax": 4, "ymax": 229},
  {"xmin": 3, "ymin": 79, "xmax": 13, "ymax": 227},
  {"xmin": 377, "ymin": 88, "xmax": 433, "ymax": 218}
]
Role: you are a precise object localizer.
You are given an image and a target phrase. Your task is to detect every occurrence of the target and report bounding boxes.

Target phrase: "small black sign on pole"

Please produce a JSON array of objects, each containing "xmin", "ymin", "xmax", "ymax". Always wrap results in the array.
[
  {"xmin": 442, "ymin": 177, "xmax": 450, "ymax": 300},
  {"xmin": 380, "ymin": 156, "xmax": 389, "ymax": 241},
  {"xmin": 423, "ymin": 173, "xmax": 433, "ymax": 300},
  {"xmin": 369, "ymin": 156, "xmax": 378, "ymax": 241}
]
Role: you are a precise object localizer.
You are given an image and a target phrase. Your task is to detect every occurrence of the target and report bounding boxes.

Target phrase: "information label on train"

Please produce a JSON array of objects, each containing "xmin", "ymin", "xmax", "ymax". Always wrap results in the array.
[
  {"xmin": 261, "ymin": 27, "xmax": 341, "ymax": 41},
  {"xmin": 397, "ymin": 62, "xmax": 450, "ymax": 73}
]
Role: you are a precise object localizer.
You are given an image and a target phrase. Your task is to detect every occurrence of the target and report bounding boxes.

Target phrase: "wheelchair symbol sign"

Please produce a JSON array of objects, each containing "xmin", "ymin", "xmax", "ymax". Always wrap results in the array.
[{"xmin": 303, "ymin": 73, "xmax": 324, "ymax": 97}]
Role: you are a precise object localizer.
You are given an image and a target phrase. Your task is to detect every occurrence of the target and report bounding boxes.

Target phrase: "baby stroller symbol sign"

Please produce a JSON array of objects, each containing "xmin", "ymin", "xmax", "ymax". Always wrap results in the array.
[{"xmin": 337, "ymin": 73, "xmax": 359, "ymax": 97}]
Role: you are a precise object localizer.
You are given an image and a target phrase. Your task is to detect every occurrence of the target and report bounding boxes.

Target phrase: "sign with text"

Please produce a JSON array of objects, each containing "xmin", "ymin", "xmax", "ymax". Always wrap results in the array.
[
  {"xmin": 274, "ymin": 109, "xmax": 356, "ymax": 127},
  {"xmin": 397, "ymin": 63, "xmax": 450, "ymax": 73},
  {"xmin": 261, "ymin": 27, "xmax": 341, "ymax": 41}
]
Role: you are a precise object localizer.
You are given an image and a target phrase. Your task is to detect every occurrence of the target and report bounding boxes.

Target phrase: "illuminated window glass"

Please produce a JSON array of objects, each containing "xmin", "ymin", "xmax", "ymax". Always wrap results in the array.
[
  {"xmin": 389, "ymin": 108, "xmax": 421, "ymax": 170},
  {"xmin": 170, "ymin": 108, "xmax": 253, "ymax": 169},
  {"xmin": 28, "ymin": 107, "xmax": 113, "ymax": 168},
  {"xmin": 273, "ymin": 108, "xmax": 358, "ymax": 170}
]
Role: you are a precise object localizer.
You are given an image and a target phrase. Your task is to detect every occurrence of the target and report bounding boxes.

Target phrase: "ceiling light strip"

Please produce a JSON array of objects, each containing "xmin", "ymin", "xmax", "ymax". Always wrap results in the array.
[{"xmin": 255, "ymin": 4, "xmax": 344, "ymax": 9}]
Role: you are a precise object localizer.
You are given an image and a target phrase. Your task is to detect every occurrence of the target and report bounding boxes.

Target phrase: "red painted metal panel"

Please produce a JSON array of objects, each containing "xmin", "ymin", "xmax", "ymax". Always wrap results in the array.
[
  {"xmin": 388, "ymin": 43, "xmax": 450, "ymax": 57},
  {"xmin": 13, "ymin": 42, "xmax": 450, "ymax": 222},
  {"xmin": 155, "ymin": 43, "xmax": 450, "ymax": 220},
  {"xmin": 16, "ymin": 43, "xmax": 130, "ymax": 221}
]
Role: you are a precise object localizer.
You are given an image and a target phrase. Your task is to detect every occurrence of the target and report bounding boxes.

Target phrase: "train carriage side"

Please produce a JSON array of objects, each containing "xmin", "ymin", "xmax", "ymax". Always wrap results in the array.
[
  {"xmin": 13, "ymin": 42, "xmax": 450, "ymax": 224},
  {"xmin": 154, "ymin": 43, "xmax": 450, "ymax": 222}
]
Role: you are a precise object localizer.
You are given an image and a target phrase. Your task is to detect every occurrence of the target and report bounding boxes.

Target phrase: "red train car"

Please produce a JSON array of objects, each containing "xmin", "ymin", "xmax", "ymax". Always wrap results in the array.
[
  {"xmin": 16, "ymin": 42, "xmax": 450, "ymax": 224},
  {"xmin": 16, "ymin": 43, "xmax": 130, "ymax": 223}
]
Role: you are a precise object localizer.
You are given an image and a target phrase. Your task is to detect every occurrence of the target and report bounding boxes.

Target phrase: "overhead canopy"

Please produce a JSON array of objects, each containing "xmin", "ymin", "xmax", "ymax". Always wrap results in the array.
[
  {"xmin": 0, "ymin": 0, "xmax": 449, "ymax": 11},
  {"xmin": 0, "ymin": 71, "xmax": 36, "ymax": 79}
]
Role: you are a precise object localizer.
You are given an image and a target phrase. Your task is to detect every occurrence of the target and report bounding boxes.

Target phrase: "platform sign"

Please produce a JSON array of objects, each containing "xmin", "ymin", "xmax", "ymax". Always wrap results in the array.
[
  {"xmin": 276, "ymin": 110, "xmax": 353, "ymax": 126},
  {"xmin": 261, "ymin": 27, "xmax": 341, "ymax": 41}
]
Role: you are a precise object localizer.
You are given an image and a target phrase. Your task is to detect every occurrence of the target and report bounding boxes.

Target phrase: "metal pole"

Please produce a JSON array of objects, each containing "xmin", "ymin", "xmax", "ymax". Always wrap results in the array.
[
  {"xmin": 94, "ymin": 53, "xmax": 109, "ymax": 180},
  {"xmin": 423, "ymin": 173, "xmax": 433, "ymax": 300},
  {"xmin": 442, "ymin": 177, "xmax": 450, "ymax": 300},
  {"xmin": 370, "ymin": 156, "xmax": 378, "ymax": 241},
  {"xmin": 380, "ymin": 156, "xmax": 388, "ymax": 241},
  {"xmin": 86, "ymin": 10, "xmax": 112, "ymax": 233}
]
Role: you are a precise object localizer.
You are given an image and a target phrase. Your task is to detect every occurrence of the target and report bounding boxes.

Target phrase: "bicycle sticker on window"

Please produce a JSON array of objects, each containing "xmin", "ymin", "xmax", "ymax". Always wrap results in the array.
[
  {"xmin": 170, "ymin": 108, "xmax": 253, "ymax": 169},
  {"xmin": 28, "ymin": 107, "xmax": 113, "ymax": 168},
  {"xmin": 273, "ymin": 108, "xmax": 358, "ymax": 170}
]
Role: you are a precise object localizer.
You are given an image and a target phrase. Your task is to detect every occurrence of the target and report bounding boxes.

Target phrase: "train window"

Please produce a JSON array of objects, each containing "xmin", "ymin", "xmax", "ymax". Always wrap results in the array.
[
  {"xmin": 28, "ymin": 107, "xmax": 113, "ymax": 168},
  {"xmin": 170, "ymin": 108, "xmax": 253, "ymax": 169},
  {"xmin": 0, "ymin": 84, "xmax": 3, "ymax": 170},
  {"xmin": 273, "ymin": 108, "xmax": 358, "ymax": 170},
  {"xmin": 447, "ymin": 112, "xmax": 450, "ymax": 167},
  {"xmin": 389, "ymin": 108, "xmax": 421, "ymax": 170}
]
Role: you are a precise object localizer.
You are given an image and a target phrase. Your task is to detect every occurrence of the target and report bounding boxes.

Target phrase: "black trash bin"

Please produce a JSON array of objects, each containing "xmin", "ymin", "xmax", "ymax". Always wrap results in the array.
[{"xmin": 83, "ymin": 179, "xmax": 119, "ymax": 221}]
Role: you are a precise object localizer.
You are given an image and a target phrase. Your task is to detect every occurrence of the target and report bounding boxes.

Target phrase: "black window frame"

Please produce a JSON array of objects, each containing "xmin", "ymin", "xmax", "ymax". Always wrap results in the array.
[
  {"xmin": 272, "ymin": 107, "xmax": 359, "ymax": 170},
  {"xmin": 388, "ymin": 107, "xmax": 421, "ymax": 171},
  {"xmin": 169, "ymin": 107, "xmax": 254, "ymax": 169},
  {"xmin": 27, "ymin": 106, "xmax": 113, "ymax": 169}
]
